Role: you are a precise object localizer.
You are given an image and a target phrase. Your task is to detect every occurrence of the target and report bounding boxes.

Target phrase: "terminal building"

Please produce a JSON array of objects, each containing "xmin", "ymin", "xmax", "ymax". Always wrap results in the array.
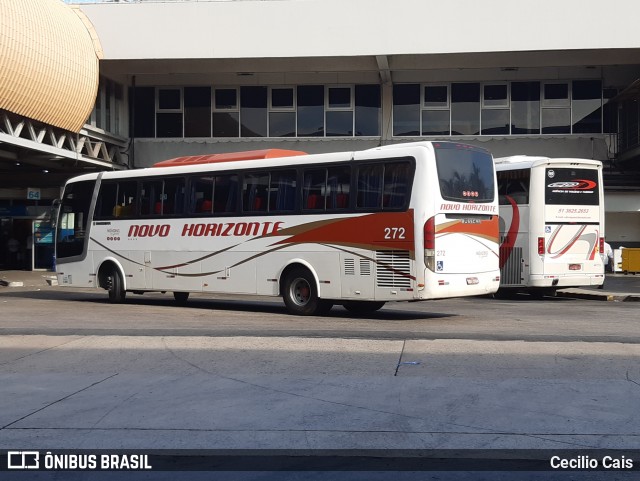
[{"xmin": 1, "ymin": 0, "xmax": 640, "ymax": 270}]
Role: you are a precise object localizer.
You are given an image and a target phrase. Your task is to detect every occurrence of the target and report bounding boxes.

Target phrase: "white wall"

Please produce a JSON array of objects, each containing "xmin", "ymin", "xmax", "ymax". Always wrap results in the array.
[
  {"xmin": 607, "ymin": 212, "xmax": 640, "ymax": 247},
  {"xmin": 606, "ymin": 192, "xmax": 640, "ymax": 213},
  {"xmin": 81, "ymin": 0, "xmax": 640, "ymax": 60}
]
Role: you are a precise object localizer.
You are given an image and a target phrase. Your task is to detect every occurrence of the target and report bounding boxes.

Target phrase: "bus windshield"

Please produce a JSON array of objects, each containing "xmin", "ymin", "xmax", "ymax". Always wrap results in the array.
[
  {"xmin": 56, "ymin": 180, "xmax": 94, "ymax": 259},
  {"xmin": 434, "ymin": 144, "xmax": 495, "ymax": 203}
]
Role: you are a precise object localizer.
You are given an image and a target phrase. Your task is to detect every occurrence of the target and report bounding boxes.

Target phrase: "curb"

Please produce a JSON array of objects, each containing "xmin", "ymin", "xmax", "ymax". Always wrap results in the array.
[{"xmin": 556, "ymin": 290, "xmax": 639, "ymax": 302}]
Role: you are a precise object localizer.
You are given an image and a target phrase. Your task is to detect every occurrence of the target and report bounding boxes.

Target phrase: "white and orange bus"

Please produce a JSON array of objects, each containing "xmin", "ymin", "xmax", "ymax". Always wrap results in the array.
[
  {"xmin": 495, "ymin": 155, "xmax": 605, "ymax": 297},
  {"xmin": 54, "ymin": 141, "xmax": 500, "ymax": 315}
]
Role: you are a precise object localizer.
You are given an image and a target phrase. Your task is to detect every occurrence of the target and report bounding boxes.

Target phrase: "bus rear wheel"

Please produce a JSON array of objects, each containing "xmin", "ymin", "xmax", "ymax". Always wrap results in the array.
[
  {"xmin": 282, "ymin": 267, "xmax": 332, "ymax": 316},
  {"xmin": 173, "ymin": 292, "xmax": 189, "ymax": 305},
  {"xmin": 106, "ymin": 269, "xmax": 126, "ymax": 304},
  {"xmin": 343, "ymin": 301, "xmax": 385, "ymax": 315}
]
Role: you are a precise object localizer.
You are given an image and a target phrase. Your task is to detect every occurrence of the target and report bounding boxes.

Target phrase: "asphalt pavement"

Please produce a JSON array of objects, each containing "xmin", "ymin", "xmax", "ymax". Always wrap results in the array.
[
  {"xmin": 2, "ymin": 270, "xmax": 639, "ymax": 300},
  {"xmin": 1, "ymin": 269, "xmax": 639, "ymax": 480}
]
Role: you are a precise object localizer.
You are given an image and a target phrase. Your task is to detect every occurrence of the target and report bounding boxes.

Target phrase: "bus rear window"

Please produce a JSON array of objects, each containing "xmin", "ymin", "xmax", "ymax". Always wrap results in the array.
[
  {"xmin": 434, "ymin": 144, "xmax": 495, "ymax": 203},
  {"xmin": 545, "ymin": 168, "xmax": 599, "ymax": 205}
]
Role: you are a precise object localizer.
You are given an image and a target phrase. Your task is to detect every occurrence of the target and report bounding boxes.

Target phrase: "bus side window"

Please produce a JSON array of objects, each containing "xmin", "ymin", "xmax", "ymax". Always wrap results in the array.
[
  {"xmin": 303, "ymin": 169, "xmax": 326, "ymax": 211},
  {"xmin": 327, "ymin": 166, "xmax": 350, "ymax": 210},
  {"xmin": 191, "ymin": 176, "xmax": 214, "ymax": 214},
  {"xmin": 117, "ymin": 181, "xmax": 138, "ymax": 217},
  {"xmin": 498, "ymin": 169, "xmax": 530, "ymax": 205},
  {"xmin": 357, "ymin": 164, "xmax": 383, "ymax": 209},
  {"xmin": 269, "ymin": 170, "xmax": 296, "ymax": 212},
  {"xmin": 383, "ymin": 162, "xmax": 409, "ymax": 208},
  {"xmin": 215, "ymin": 174, "xmax": 238, "ymax": 214},
  {"xmin": 95, "ymin": 182, "xmax": 118, "ymax": 219},
  {"xmin": 161, "ymin": 178, "xmax": 185, "ymax": 215},
  {"xmin": 140, "ymin": 180, "xmax": 162, "ymax": 216},
  {"xmin": 243, "ymin": 173, "xmax": 268, "ymax": 213}
]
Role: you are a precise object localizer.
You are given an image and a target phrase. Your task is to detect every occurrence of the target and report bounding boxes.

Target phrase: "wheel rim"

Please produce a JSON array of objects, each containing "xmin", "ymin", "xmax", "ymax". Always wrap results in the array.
[{"xmin": 289, "ymin": 277, "xmax": 311, "ymax": 306}]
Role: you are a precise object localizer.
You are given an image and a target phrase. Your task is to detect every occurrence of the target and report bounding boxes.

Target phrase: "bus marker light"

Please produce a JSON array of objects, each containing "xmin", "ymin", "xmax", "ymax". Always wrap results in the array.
[
  {"xmin": 466, "ymin": 277, "xmax": 479, "ymax": 285},
  {"xmin": 537, "ymin": 237, "xmax": 545, "ymax": 255}
]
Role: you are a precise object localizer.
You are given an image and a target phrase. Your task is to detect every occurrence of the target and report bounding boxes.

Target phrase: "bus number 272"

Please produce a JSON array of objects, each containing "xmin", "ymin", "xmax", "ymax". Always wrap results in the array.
[{"xmin": 384, "ymin": 227, "xmax": 406, "ymax": 240}]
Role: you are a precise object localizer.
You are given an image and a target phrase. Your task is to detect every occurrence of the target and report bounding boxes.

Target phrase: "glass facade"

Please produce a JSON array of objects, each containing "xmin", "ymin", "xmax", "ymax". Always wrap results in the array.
[{"xmin": 130, "ymin": 79, "xmax": 612, "ymax": 139}]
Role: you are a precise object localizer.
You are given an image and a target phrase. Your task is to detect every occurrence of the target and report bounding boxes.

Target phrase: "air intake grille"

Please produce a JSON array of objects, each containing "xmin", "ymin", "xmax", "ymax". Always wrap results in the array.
[
  {"xmin": 376, "ymin": 250, "xmax": 411, "ymax": 288},
  {"xmin": 500, "ymin": 246, "xmax": 523, "ymax": 286},
  {"xmin": 360, "ymin": 259, "xmax": 371, "ymax": 276},
  {"xmin": 344, "ymin": 258, "xmax": 355, "ymax": 276}
]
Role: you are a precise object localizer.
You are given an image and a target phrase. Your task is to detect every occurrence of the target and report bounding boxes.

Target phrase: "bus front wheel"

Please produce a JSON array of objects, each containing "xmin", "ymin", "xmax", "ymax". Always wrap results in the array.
[
  {"xmin": 343, "ymin": 301, "xmax": 385, "ymax": 315},
  {"xmin": 282, "ymin": 267, "xmax": 332, "ymax": 316},
  {"xmin": 107, "ymin": 269, "xmax": 126, "ymax": 304}
]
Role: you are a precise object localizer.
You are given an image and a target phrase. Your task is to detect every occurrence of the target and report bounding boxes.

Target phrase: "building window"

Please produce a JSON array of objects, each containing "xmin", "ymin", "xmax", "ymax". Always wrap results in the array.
[
  {"xmin": 355, "ymin": 84, "xmax": 381, "ymax": 136},
  {"xmin": 541, "ymin": 82, "xmax": 570, "ymax": 134},
  {"xmin": 184, "ymin": 87, "xmax": 211, "ymax": 137},
  {"xmin": 269, "ymin": 87, "xmax": 296, "ymax": 137},
  {"xmin": 91, "ymin": 77, "xmax": 127, "ymax": 137},
  {"xmin": 240, "ymin": 86, "xmax": 268, "ymax": 137},
  {"xmin": 572, "ymin": 80, "xmax": 602, "ymax": 134},
  {"xmin": 326, "ymin": 86, "xmax": 354, "ymax": 136},
  {"xmin": 603, "ymin": 87, "xmax": 618, "ymax": 134},
  {"xmin": 422, "ymin": 84, "xmax": 450, "ymax": 135},
  {"xmin": 131, "ymin": 86, "xmax": 155, "ymax": 138},
  {"xmin": 451, "ymin": 83, "xmax": 480, "ymax": 136},
  {"xmin": 511, "ymin": 81, "xmax": 540, "ymax": 134},
  {"xmin": 297, "ymin": 85, "xmax": 324, "ymax": 137},
  {"xmin": 156, "ymin": 87, "xmax": 183, "ymax": 137},
  {"xmin": 213, "ymin": 88, "xmax": 239, "ymax": 137},
  {"xmin": 393, "ymin": 84, "xmax": 420, "ymax": 136},
  {"xmin": 481, "ymin": 83, "xmax": 509, "ymax": 135}
]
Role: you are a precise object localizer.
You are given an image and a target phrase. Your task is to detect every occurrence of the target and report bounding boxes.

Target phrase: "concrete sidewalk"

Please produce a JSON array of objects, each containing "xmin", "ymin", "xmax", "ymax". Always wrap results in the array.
[
  {"xmin": 2, "ymin": 269, "xmax": 640, "ymax": 300},
  {"xmin": 0, "ymin": 269, "xmax": 57, "ymax": 288},
  {"xmin": 556, "ymin": 273, "xmax": 640, "ymax": 302}
]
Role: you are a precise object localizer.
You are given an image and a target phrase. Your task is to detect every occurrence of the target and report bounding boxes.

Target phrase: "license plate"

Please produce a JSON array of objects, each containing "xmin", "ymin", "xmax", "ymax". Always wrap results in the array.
[{"xmin": 569, "ymin": 264, "xmax": 582, "ymax": 271}]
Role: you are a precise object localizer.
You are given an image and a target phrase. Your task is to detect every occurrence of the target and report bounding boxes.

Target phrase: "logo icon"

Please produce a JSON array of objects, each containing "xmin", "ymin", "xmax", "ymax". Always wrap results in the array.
[
  {"xmin": 547, "ymin": 180, "xmax": 596, "ymax": 190},
  {"xmin": 436, "ymin": 261, "xmax": 444, "ymax": 271},
  {"xmin": 7, "ymin": 451, "xmax": 39, "ymax": 469},
  {"xmin": 548, "ymin": 170, "xmax": 555, "ymax": 178}
]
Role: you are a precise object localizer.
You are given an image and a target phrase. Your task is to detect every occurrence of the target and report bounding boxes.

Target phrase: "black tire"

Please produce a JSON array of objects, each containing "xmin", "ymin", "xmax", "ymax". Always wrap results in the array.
[
  {"xmin": 174, "ymin": 291, "xmax": 189, "ymax": 305},
  {"xmin": 107, "ymin": 269, "xmax": 126, "ymax": 304},
  {"xmin": 343, "ymin": 300, "xmax": 386, "ymax": 315},
  {"xmin": 282, "ymin": 267, "xmax": 331, "ymax": 316}
]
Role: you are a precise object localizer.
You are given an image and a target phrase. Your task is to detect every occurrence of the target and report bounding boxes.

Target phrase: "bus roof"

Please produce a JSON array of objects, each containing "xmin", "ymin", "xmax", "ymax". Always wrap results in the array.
[
  {"xmin": 494, "ymin": 155, "xmax": 602, "ymax": 170},
  {"xmin": 153, "ymin": 149, "xmax": 307, "ymax": 167}
]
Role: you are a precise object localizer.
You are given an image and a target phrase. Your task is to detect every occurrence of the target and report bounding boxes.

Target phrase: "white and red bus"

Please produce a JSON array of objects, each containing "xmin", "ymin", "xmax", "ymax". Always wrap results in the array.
[
  {"xmin": 54, "ymin": 141, "xmax": 500, "ymax": 315},
  {"xmin": 495, "ymin": 155, "xmax": 605, "ymax": 297}
]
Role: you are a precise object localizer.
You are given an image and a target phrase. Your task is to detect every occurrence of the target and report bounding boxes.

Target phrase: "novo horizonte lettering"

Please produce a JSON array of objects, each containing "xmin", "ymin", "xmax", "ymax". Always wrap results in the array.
[{"xmin": 127, "ymin": 222, "xmax": 284, "ymax": 238}]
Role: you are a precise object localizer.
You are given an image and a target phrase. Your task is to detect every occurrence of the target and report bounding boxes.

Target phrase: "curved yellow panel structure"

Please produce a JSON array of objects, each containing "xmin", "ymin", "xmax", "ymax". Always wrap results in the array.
[{"xmin": 0, "ymin": 0, "xmax": 102, "ymax": 133}]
